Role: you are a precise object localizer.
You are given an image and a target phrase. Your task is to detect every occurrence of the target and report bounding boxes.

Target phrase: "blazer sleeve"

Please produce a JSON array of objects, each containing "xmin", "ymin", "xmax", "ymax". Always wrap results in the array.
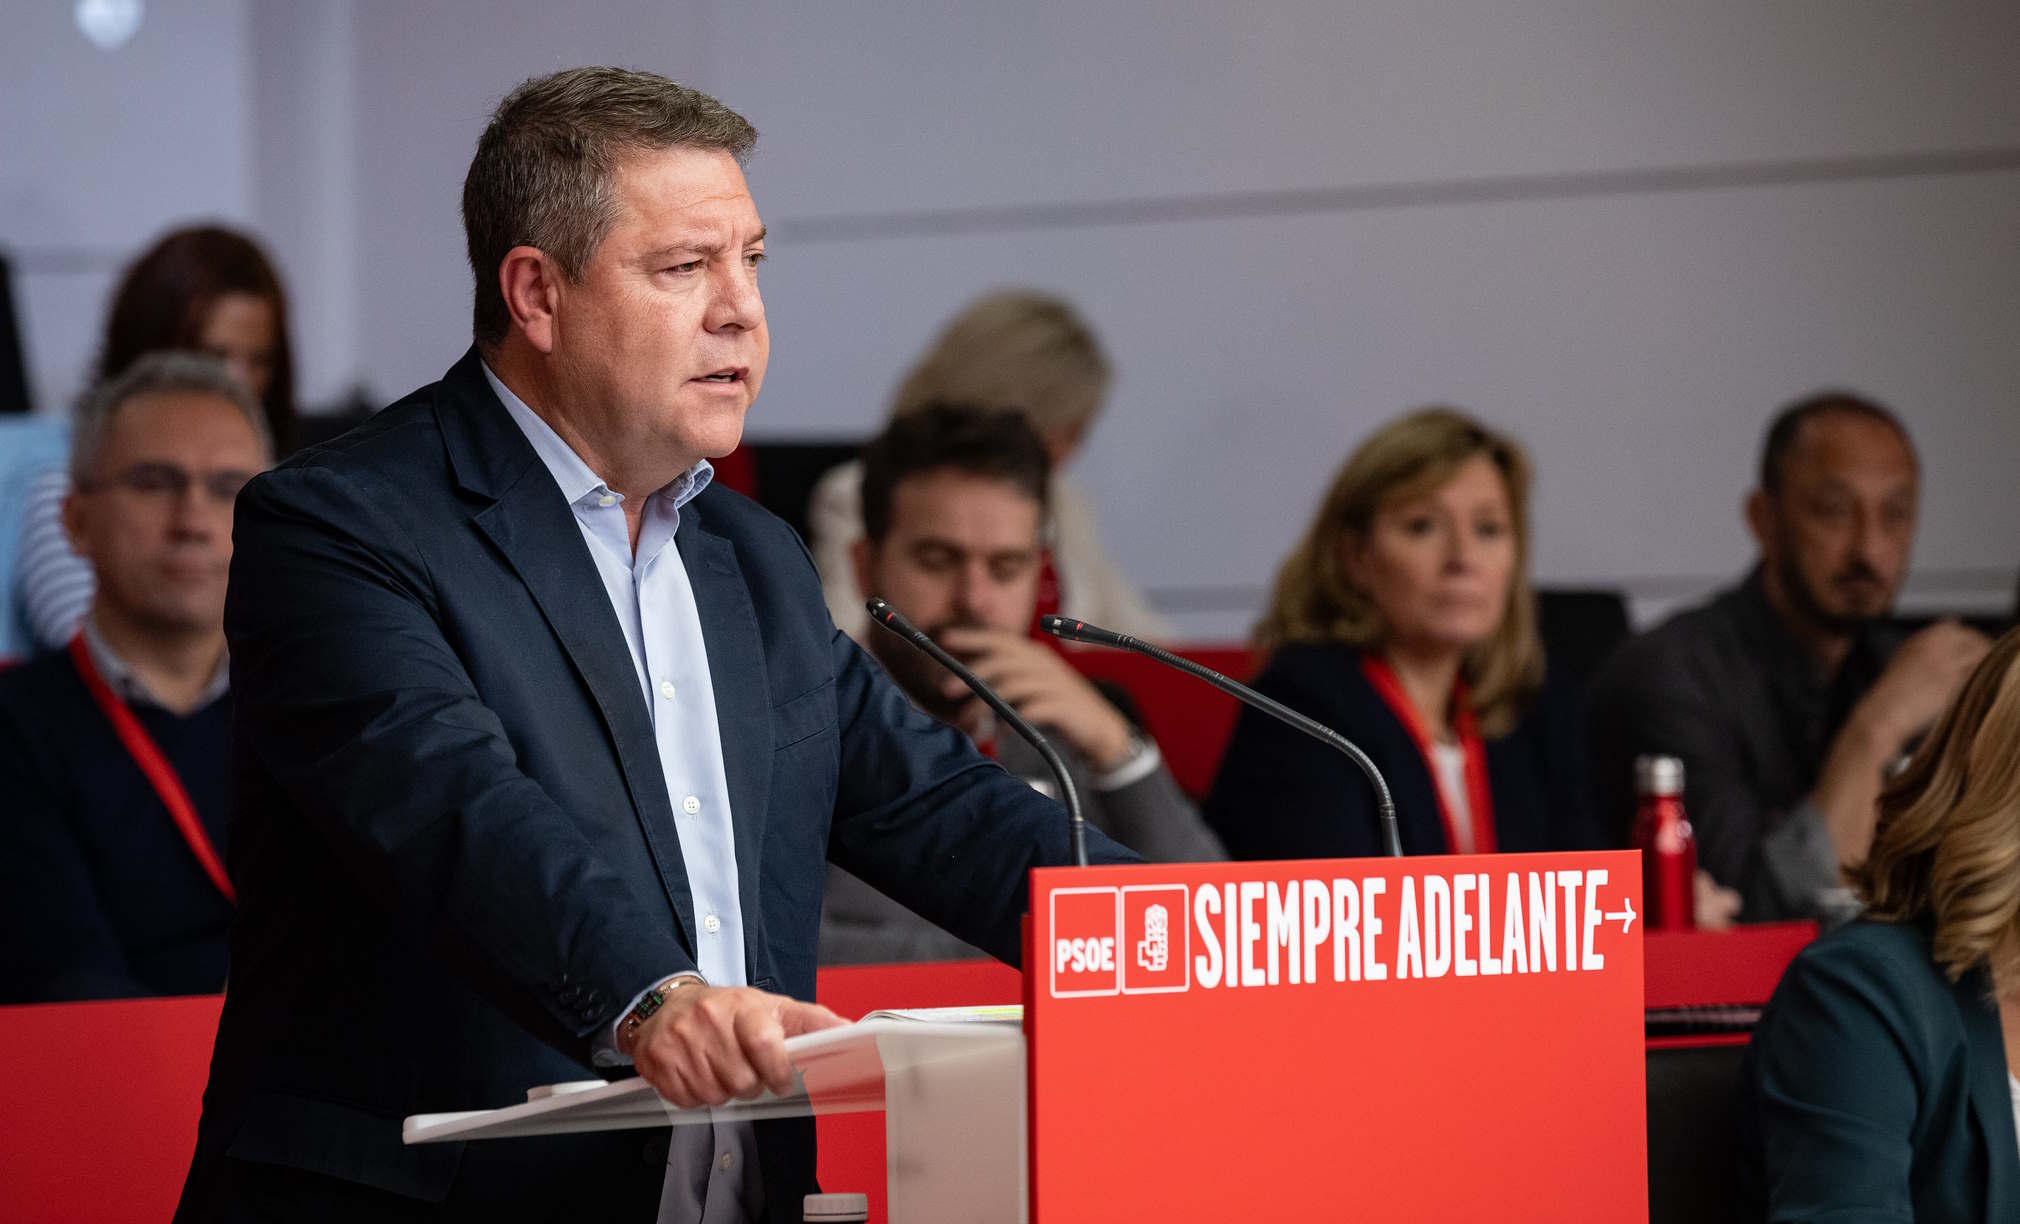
[
  {"xmin": 224, "ymin": 463, "xmax": 694, "ymax": 1042},
  {"xmin": 1747, "ymin": 938, "xmax": 1922, "ymax": 1222},
  {"xmin": 822, "ymin": 627, "xmax": 1138, "ymax": 966},
  {"xmin": 1092, "ymin": 760, "xmax": 1226, "ymax": 864}
]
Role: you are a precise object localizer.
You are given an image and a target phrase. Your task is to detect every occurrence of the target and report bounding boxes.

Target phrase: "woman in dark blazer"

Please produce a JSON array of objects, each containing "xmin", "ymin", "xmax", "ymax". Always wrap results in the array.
[
  {"xmin": 1205, "ymin": 408, "xmax": 1600, "ymax": 860},
  {"xmin": 1741, "ymin": 626, "xmax": 2020, "ymax": 1221}
]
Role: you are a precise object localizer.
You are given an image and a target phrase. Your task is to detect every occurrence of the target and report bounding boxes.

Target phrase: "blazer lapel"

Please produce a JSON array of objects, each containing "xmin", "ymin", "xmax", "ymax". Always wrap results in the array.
[
  {"xmin": 1958, "ymin": 971, "xmax": 2019, "ymax": 1215},
  {"xmin": 436, "ymin": 351, "xmax": 696, "ymax": 950},
  {"xmin": 676, "ymin": 505, "xmax": 773, "ymax": 977}
]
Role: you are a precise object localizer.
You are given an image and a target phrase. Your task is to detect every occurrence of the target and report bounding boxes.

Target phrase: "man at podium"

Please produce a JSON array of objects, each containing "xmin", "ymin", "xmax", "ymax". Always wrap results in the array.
[{"xmin": 173, "ymin": 68, "xmax": 1131, "ymax": 1223}]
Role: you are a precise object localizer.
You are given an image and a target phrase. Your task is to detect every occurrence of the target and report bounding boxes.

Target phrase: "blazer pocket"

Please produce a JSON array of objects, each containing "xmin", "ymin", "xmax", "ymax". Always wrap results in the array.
[{"xmin": 772, "ymin": 679, "xmax": 837, "ymax": 750}]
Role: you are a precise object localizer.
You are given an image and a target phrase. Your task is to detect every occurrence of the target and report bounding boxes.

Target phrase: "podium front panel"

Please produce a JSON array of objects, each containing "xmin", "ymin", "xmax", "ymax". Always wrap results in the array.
[{"xmin": 1027, "ymin": 851, "xmax": 1646, "ymax": 1222}]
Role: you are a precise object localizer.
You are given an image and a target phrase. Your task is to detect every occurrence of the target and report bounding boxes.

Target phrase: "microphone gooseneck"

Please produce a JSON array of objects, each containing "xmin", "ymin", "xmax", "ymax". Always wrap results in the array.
[
  {"xmin": 867, "ymin": 599, "xmax": 1089, "ymax": 867},
  {"xmin": 1040, "ymin": 615, "xmax": 1403, "ymax": 858}
]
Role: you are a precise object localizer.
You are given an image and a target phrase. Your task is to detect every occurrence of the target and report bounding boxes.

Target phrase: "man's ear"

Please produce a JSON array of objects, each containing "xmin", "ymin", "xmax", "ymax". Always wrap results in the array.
[
  {"xmin": 498, "ymin": 246, "xmax": 561, "ymax": 353},
  {"xmin": 1743, "ymin": 488, "xmax": 1773, "ymax": 553},
  {"xmin": 851, "ymin": 536, "xmax": 877, "ymax": 604},
  {"xmin": 60, "ymin": 486, "xmax": 93, "ymax": 562}
]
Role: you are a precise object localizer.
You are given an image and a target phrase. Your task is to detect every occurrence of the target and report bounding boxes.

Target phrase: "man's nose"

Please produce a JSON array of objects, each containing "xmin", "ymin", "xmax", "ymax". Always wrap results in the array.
[
  {"xmin": 706, "ymin": 263, "xmax": 763, "ymax": 333},
  {"xmin": 1847, "ymin": 504, "xmax": 1890, "ymax": 567},
  {"xmin": 169, "ymin": 483, "xmax": 227, "ymax": 537},
  {"xmin": 951, "ymin": 565, "xmax": 995, "ymax": 621}
]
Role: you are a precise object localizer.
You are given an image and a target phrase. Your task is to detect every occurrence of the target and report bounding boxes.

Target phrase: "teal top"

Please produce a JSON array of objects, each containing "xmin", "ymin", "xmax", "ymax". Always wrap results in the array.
[{"xmin": 1742, "ymin": 918, "xmax": 2020, "ymax": 1221}]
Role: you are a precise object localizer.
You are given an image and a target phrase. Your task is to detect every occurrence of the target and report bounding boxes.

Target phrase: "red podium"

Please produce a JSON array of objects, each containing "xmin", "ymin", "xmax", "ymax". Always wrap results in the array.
[
  {"xmin": 406, "ymin": 849, "xmax": 1647, "ymax": 1222},
  {"xmin": 1025, "ymin": 852, "xmax": 1646, "ymax": 1220}
]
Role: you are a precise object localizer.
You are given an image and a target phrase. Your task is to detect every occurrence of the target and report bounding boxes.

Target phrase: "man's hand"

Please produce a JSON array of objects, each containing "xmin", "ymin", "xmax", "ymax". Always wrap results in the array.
[
  {"xmin": 938, "ymin": 628, "xmax": 1135, "ymax": 770},
  {"xmin": 1693, "ymin": 870, "xmax": 1742, "ymax": 931},
  {"xmin": 1813, "ymin": 620, "xmax": 1990, "ymax": 869},
  {"xmin": 1854, "ymin": 620, "xmax": 1991, "ymax": 751},
  {"xmin": 622, "ymin": 983, "xmax": 846, "ymax": 1109}
]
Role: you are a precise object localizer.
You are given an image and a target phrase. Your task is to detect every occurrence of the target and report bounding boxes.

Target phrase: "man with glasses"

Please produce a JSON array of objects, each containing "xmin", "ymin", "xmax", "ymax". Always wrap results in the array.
[{"xmin": 0, "ymin": 351, "xmax": 268, "ymax": 1002}]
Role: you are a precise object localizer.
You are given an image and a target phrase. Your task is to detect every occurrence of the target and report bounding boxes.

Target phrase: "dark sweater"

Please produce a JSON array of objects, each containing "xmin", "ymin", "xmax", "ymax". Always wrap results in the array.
[
  {"xmin": 0, "ymin": 647, "xmax": 233, "ymax": 1002},
  {"xmin": 1203, "ymin": 642, "xmax": 1602, "ymax": 860}
]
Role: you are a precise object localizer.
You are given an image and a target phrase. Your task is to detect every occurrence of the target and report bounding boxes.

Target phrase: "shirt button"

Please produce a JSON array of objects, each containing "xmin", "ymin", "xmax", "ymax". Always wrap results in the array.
[
  {"xmin": 682, "ymin": 795, "xmax": 701, "ymax": 816},
  {"xmin": 718, "ymin": 1151, "xmax": 733, "ymax": 1172},
  {"xmin": 659, "ymin": 679, "xmax": 676, "ymax": 700},
  {"xmin": 703, "ymin": 913, "xmax": 722, "ymax": 935},
  {"xmin": 596, "ymin": 493, "xmax": 616, "ymax": 507}
]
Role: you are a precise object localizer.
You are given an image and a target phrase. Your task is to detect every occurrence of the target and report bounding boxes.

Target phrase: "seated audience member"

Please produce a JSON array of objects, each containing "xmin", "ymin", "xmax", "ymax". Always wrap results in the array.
[
  {"xmin": 15, "ymin": 225, "xmax": 296, "ymax": 651},
  {"xmin": 808, "ymin": 289, "xmax": 1172, "ymax": 644},
  {"xmin": 0, "ymin": 354, "xmax": 270, "ymax": 1002},
  {"xmin": 822, "ymin": 404, "xmax": 1222, "ymax": 963},
  {"xmin": 1204, "ymin": 408, "xmax": 1600, "ymax": 860},
  {"xmin": 1741, "ymin": 624, "xmax": 2020, "ymax": 1221},
  {"xmin": 1588, "ymin": 392, "xmax": 1988, "ymax": 922}
]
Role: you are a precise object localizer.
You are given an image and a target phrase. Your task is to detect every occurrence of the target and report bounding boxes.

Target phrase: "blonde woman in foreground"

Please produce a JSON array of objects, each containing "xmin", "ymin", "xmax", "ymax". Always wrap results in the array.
[{"xmin": 1742, "ymin": 624, "xmax": 2020, "ymax": 1221}]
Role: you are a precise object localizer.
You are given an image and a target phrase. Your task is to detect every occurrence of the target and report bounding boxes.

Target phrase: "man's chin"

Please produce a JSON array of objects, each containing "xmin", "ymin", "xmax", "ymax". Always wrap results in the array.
[{"xmin": 669, "ymin": 396, "xmax": 749, "ymax": 460}]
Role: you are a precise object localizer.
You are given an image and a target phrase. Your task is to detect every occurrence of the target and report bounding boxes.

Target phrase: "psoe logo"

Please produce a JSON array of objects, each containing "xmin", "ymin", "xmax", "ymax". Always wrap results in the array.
[
  {"xmin": 1049, "ymin": 884, "xmax": 1192, "ymax": 999},
  {"xmin": 1122, "ymin": 885, "xmax": 1190, "ymax": 994},
  {"xmin": 1050, "ymin": 887, "xmax": 1120, "ymax": 998}
]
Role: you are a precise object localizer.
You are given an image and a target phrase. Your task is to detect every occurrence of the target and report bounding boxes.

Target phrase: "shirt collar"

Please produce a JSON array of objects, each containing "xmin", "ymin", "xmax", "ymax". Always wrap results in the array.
[
  {"xmin": 81, "ymin": 616, "xmax": 230, "ymax": 710},
  {"xmin": 481, "ymin": 361, "xmax": 713, "ymax": 513}
]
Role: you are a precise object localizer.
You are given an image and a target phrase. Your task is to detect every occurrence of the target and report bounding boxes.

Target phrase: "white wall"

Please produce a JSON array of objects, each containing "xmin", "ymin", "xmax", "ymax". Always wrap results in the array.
[
  {"xmin": 1, "ymin": 0, "xmax": 252, "ymax": 414},
  {"xmin": 7, "ymin": 1, "xmax": 2018, "ymax": 635}
]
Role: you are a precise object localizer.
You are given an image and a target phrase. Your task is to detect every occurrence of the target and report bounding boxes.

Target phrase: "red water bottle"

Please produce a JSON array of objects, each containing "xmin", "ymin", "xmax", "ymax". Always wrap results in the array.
[{"xmin": 1634, "ymin": 755, "xmax": 1696, "ymax": 930}]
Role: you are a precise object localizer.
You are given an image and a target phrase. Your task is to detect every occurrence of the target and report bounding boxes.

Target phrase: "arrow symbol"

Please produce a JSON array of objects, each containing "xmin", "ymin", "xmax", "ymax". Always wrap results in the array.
[{"xmin": 1603, "ymin": 898, "xmax": 1636, "ymax": 935}]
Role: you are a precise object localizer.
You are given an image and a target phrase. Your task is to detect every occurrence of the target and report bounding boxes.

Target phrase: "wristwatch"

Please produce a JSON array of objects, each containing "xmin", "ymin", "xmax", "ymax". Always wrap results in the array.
[{"xmin": 620, "ymin": 973, "xmax": 705, "ymax": 1052}]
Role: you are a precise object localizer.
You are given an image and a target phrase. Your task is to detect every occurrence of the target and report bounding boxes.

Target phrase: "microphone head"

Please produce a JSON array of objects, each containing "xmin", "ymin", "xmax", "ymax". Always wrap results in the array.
[
  {"xmin": 865, "ymin": 598, "xmax": 929, "ymax": 645},
  {"xmin": 1040, "ymin": 614, "xmax": 1130, "ymax": 649}
]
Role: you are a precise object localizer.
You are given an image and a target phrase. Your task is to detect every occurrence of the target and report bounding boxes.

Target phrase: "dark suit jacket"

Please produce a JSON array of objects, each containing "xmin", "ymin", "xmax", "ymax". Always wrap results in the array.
[
  {"xmin": 1740, "ymin": 919, "xmax": 2020, "ymax": 1222},
  {"xmin": 176, "ymin": 350, "xmax": 1130, "ymax": 1221},
  {"xmin": 1203, "ymin": 642, "xmax": 1601, "ymax": 860}
]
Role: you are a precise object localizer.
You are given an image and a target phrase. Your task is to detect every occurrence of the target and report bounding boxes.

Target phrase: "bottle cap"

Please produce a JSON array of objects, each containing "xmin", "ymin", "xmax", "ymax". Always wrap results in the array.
[
  {"xmin": 804, "ymin": 1193, "xmax": 870, "ymax": 1222},
  {"xmin": 1636, "ymin": 754, "xmax": 1684, "ymax": 797}
]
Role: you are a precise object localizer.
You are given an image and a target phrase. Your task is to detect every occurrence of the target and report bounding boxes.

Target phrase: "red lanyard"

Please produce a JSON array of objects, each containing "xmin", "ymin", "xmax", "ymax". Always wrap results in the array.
[
  {"xmin": 68, "ymin": 634, "xmax": 236, "ymax": 904},
  {"xmin": 1360, "ymin": 653, "xmax": 1497, "ymax": 855}
]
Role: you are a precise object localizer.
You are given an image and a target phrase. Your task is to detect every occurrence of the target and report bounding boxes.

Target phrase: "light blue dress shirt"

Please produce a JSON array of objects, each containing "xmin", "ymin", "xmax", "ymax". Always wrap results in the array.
[{"xmin": 485, "ymin": 365, "xmax": 763, "ymax": 1223}]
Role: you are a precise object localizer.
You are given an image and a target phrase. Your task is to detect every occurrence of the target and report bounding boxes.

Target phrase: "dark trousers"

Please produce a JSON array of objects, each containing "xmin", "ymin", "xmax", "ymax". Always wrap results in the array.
[{"xmin": 175, "ymin": 1129, "xmax": 671, "ymax": 1223}]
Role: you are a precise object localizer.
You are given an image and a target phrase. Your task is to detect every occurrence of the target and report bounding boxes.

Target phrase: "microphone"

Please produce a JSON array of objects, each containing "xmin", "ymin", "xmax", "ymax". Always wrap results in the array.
[
  {"xmin": 1040, "ymin": 615, "xmax": 1403, "ymax": 858},
  {"xmin": 866, "ymin": 599, "xmax": 1089, "ymax": 867}
]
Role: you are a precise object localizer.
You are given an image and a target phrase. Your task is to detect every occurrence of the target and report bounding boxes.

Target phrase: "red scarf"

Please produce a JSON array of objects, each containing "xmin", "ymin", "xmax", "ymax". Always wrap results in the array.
[
  {"xmin": 68, "ymin": 634, "xmax": 235, "ymax": 903},
  {"xmin": 1360, "ymin": 653, "xmax": 1496, "ymax": 855}
]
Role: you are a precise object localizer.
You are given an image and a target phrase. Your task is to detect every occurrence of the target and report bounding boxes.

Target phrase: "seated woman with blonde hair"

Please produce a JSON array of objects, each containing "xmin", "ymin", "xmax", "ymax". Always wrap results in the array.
[
  {"xmin": 1742, "ymin": 625, "xmax": 2020, "ymax": 1221},
  {"xmin": 1204, "ymin": 408, "xmax": 1600, "ymax": 859}
]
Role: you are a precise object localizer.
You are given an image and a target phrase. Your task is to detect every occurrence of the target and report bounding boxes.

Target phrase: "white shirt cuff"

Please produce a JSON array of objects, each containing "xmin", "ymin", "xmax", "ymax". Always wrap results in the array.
[{"xmin": 1092, "ymin": 737, "xmax": 1162, "ymax": 792}]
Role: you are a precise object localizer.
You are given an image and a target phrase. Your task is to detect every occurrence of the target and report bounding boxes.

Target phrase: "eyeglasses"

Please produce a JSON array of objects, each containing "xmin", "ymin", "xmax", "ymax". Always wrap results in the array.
[{"xmin": 78, "ymin": 462, "xmax": 257, "ymax": 504}]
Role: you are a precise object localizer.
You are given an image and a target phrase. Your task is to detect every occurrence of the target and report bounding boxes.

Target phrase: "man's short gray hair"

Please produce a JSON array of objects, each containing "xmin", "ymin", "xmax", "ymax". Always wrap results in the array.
[
  {"xmin": 71, "ymin": 351, "xmax": 272, "ymax": 483},
  {"xmin": 462, "ymin": 67, "xmax": 759, "ymax": 348}
]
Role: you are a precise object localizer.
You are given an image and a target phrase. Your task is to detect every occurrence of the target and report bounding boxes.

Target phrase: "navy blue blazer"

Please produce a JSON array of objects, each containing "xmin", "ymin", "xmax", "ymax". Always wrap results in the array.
[
  {"xmin": 1741, "ymin": 920, "xmax": 2020, "ymax": 1222},
  {"xmin": 176, "ymin": 350, "xmax": 1130, "ymax": 1221},
  {"xmin": 1203, "ymin": 642, "xmax": 1602, "ymax": 860}
]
